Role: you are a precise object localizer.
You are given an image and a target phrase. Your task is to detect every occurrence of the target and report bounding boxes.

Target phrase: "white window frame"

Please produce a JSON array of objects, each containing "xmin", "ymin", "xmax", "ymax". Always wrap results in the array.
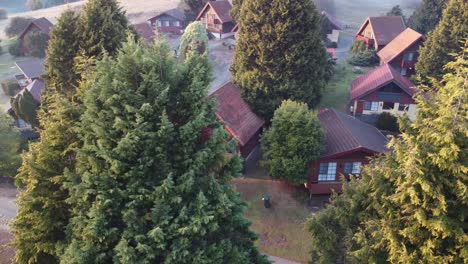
[
  {"xmin": 364, "ymin": 101, "xmax": 379, "ymax": 111},
  {"xmin": 156, "ymin": 20, "xmax": 162, "ymax": 27},
  {"xmin": 318, "ymin": 162, "xmax": 337, "ymax": 181},
  {"xmin": 163, "ymin": 20, "xmax": 170, "ymax": 27},
  {"xmin": 174, "ymin": 20, "xmax": 180, "ymax": 27}
]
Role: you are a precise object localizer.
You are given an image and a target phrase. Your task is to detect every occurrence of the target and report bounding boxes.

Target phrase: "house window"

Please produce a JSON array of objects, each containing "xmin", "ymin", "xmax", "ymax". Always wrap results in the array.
[
  {"xmin": 318, "ymin": 162, "xmax": 337, "ymax": 181},
  {"xmin": 405, "ymin": 52, "xmax": 414, "ymax": 61},
  {"xmin": 163, "ymin": 21, "xmax": 170, "ymax": 27},
  {"xmin": 401, "ymin": 67, "xmax": 407, "ymax": 76},
  {"xmin": 364, "ymin": 101, "xmax": 379, "ymax": 111},
  {"xmin": 382, "ymin": 102, "xmax": 395, "ymax": 110},
  {"xmin": 398, "ymin": 104, "xmax": 409, "ymax": 111},
  {"xmin": 343, "ymin": 162, "xmax": 362, "ymax": 174},
  {"xmin": 174, "ymin": 20, "xmax": 180, "ymax": 27},
  {"xmin": 156, "ymin": 20, "xmax": 162, "ymax": 27}
]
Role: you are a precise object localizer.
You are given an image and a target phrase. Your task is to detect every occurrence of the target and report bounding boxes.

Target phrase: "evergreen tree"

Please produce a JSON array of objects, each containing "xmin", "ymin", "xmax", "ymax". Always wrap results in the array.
[
  {"xmin": 10, "ymin": 90, "xmax": 40, "ymax": 128},
  {"xmin": 408, "ymin": 0, "xmax": 446, "ymax": 35},
  {"xmin": 0, "ymin": 112, "xmax": 21, "ymax": 178},
  {"xmin": 261, "ymin": 100, "xmax": 324, "ymax": 185},
  {"xmin": 62, "ymin": 39, "xmax": 268, "ymax": 264},
  {"xmin": 415, "ymin": 0, "xmax": 468, "ymax": 84},
  {"xmin": 231, "ymin": 0, "xmax": 328, "ymax": 119},
  {"xmin": 184, "ymin": 0, "xmax": 207, "ymax": 19},
  {"xmin": 308, "ymin": 44, "xmax": 468, "ymax": 263},
  {"xmin": 386, "ymin": 5, "xmax": 403, "ymax": 17},
  {"xmin": 178, "ymin": 21, "xmax": 209, "ymax": 62},
  {"xmin": 230, "ymin": 0, "xmax": 243, "ymax": 22}
]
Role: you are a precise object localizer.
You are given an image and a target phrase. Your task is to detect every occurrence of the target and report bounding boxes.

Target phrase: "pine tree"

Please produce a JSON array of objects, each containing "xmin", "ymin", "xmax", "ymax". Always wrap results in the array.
[
  {"xmin": 386, "ymin": 5, "xmax": 403, "ymax": 17},
  {"xmin": 408, "ymin": 0, "xmax": 446, "ymax": 35},
  {"xmin": 231, "ymin": 0, "xmax": 328, "ymax": 119},
  {"xmin": 308, "ymin": 44, "xmax": 468, "ymax": 263},
  {"xmin": 415, "ymin": 0, "xmax": 468, "ymax": 84},
  {"xmin": 62, "ymin": 39, "xmax": 268, "ymax": 264},
  {"xmin": 10, "ymin": 90, "xmax": 39, "ymax": 128},
  {"xmin": 184, "ymin": 0, "xmax": 207, "ymax": 19},
  {"xmin": 230, "ymin": 0, "xmax": 243, "ymax": 22},
  {"xmin": 261, "ymin": 100, "xmax": 324, "ymax": 185},
  {"xmin": 0, "ymin": 112, "xmax": 21, "ymax": 178}
]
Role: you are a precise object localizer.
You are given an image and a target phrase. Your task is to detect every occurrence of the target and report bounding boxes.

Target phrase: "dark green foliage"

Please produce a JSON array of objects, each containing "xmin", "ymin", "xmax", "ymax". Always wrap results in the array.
[
  {"xmin": 44, "ymin": 9, "xmax": 80, "ymax": 97},
  {"xmin": 387, "ymin": 5, "xmax": 403, "ymax": 17},
  {"xmin": 62, "ymin": 39, "xmax": 268, "ymax": 264},
  {"xmin": 415, "ymin": 0, "xmax": 468, "ymax": 84},
  {"xmin": 8, "ymin": 39, "xmax": 21, "ymax": 57},
  {"xmin": 408, "ymin": 0, "xmax": 446, "ymax": 35},
  {"xmin": 324, "ymin": 53, "xmax": 336, "ymax": 82},
  {"xmin": 232, "ymin": 0, "xmax": 328, "ymax": 119},
  {"xmin": 5, "ymin": 17, "xmax": 34, "ymax": 37},
  {"xmin": 0, "ymin": 112, "xmax": 21, "ymax": 178},
  {"xmin": 0, "ymin": 9, "xmax": 8, "ymax": 20},
  {"xmin": 184, "ymin": 0, "xmax": 207, "ymax": 19},
  {"xmin": 262, "ymin": 100, "xmax": 324, "ymax": 185},
  {"xmin": 178, "ymin": 21, "xmax": 209, "ymax": 62},
  {"xmin": 350, "ymin": 41, "xmax": 366, "ymax": 55},
  {"xmin": 28, "ymin": 31, "xmax": 48, "ymax": 57},
  {"xmin": 376, "ymin": 112, "xmax": 399, "ymax": 132},
  {"xmin": 347, "ymin": 50, "xmax": 379, "ymax": 66},
  {"xmin": 1, "ymin": 78, "xmax": 21, "ymax": 96},
  {"xmin": 10, "ymin": 90, "xmax": 39, "ymax": 128},
  {"xmin": 308, "ymin": 46, "xmax": 468, "ymax": 264},
  {"xmin": 230, "ymin": 0, "xmax": 243, "ymax": 21}
]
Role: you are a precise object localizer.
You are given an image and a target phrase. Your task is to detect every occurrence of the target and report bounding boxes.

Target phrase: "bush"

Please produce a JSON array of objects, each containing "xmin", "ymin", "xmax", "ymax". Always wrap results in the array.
[
  {"xmin": 350, "ymin": 40, "xmax": 367, "ymax": 55},
  {"xmin": 8, "ymin": 39, "xmax": 21, "ymax": 57},
  {"xmin": 348, "ymin": 49, "xmax": 379, "ymax": 66},
  {"xmin": 376, "ymin": 112, "xmax": 399, "ymax": 132},
  {"xmin": 0, "ymin": 9, "xmax": 8, "ymax": 20},
  {"xmin": 5, "ymin": 17, "xmax": 34, "ymax": 37},
  {"xmin": 1, "ymin": 78, "xmax": 21, "ymax": 96}
]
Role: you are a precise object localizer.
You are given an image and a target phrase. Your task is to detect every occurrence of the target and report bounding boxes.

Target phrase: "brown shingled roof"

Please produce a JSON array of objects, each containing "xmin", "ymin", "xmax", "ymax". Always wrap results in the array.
[
  {"xmin": 357, "ymin": 16, "xmax": 406, "ymax": 46},
  {"xmin": 350, "ymin": 64, "xmax": 416, "ymax": 101},
  {"xmin": 196, "ymin": 1, "xmax": 233, "ymax": 23},
  {"xmin": 377, "ymin": 28, "xmax": 424, "ymax": 64},
  {"xmin": 209, "ymin": 82, "xmax": 265, "ymax": 146},
  {"xmin": 318, "ymin": 108, "xmax": 388, "ymax": 157}
]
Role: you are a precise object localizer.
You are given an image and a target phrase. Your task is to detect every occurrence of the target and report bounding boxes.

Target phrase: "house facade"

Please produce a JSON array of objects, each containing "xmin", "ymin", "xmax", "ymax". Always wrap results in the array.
[
  {"xmin": 308, "ymin": 108, "xmax": 388, "ymax": 195},
  {"xmin": 350, "ymin": 64, "xmax": 417, "ymax": 122},
  {"xmin": 197, "ymin": 1, "xmax": 235, "ymax": 39},
  {"xmin": 149, "ymin": 8, "xmax": 186, "ymax": 34},
  {"xmin": 210, "ymin": 82, "xmax": 265, "ymax": 158},
  {"xmin": 18, "ymin": 17, "xmax": 53, "ymax": 56},
  {"xmin": 377, "ymin": 28, "xmax": 425, "ymax": 77},
  {"xmin": 355, "ymin": 16, "xmax": 406, "ymax": 51}
]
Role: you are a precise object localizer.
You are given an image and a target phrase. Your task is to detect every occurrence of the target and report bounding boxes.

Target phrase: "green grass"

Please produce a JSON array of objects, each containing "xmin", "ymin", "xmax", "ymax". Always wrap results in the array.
[
  {"xmin": 319, "ymin": 61, "xmax": 372, "ymax": 112},
  {"xmin": 232, "ymin": 178, "xmax": 312, "ymax": 263}
]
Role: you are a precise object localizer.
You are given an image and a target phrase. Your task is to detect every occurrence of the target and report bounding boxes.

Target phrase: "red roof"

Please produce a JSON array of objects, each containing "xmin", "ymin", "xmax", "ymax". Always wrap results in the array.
[
  {"xmin": 356, "ymin": 16, "xmax": 406, "ymax": 46},
  {"xmin": 350, "ymin": 64, "xmax": 416, "ymax": 101},
  {"xmin": 133, "ymin": 23, "xmax": 156, "ymax": 43},
  {"xmin": 209, "ymin": 82, "xmax": 265, "ymax": 146},
  {"xmin": 318, "ymin": 108, "xmax": 388, "ymax": 157},
  {"xmin": 196, "ymin": 1, "xmax": 233, "ymax": 23},
  {"xmin": 377, "ymin": 28, "xmax": 424, "ymax": 64}
]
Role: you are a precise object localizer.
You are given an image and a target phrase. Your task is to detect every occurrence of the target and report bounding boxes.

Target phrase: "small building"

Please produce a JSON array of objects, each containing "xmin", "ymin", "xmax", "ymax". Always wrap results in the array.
[
  {"xmin": 196, "ymin": 1, "xmax": 235, "ymax": 39},
  {"xmin": 350, "ymin": 64, "xmax": 418, "ymax": 122},
  {"xmin": 355, "ymin": 16, "xmax": 406, "ymax": 51},
  {"xmin": 377, "ymin": 28, "xmax": 425, "ymax": 77},
  {"xmin": 321, "ymin": 11, "xmax": 343, "ymax": 33},
  {"xmin": 133, "ymin": 23, "xmax": 156, "ymax": 43},
  {"xmin": 209, "ymin": 82, "xmax": 265, "ymax": 158},
  {"xmin": 307, "ymin": 108, "xmax": 388, "ymax": 195},
  {"xmin": 18, "ymin": 17, "xmax": 53, "ymax": 56},
  {"xmin": 15, "ymin": 58, "xmax": 45, "ymax": 83},
  {"xmin": 148, "ymin": 8, "xmax": 186, "ymax": 34}
]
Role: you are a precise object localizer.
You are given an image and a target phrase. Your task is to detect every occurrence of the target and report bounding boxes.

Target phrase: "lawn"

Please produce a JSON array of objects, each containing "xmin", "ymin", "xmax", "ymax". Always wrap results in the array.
[{"xmin": 319, "ymin": 61, "xmax": 373, "ymax": 112}]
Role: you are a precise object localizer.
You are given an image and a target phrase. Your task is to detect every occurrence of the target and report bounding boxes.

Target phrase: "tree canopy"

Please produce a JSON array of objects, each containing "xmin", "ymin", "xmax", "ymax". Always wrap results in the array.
[
  {"xmin": 10, "ymin": 90, "xmax": 40, "ymax": 128},
  {"xmin": 178, "ymin": 21, "xmax": 209, "ymax": 62},
  {"xmin": 0, "ymin": 112, "xmax": 21, "ymax": 178},
  {"xmin": 408, "ymin": 0, "xmax": 446, "ymax": 35}
]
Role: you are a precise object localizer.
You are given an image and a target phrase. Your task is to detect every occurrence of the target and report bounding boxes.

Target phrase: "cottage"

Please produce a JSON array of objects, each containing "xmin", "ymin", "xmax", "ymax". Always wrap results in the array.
[
  {"xmin": 197, "ymin": 1, "xmax": 235, "ymax": 39},
  {"xmin": 209, "ymin": 82, "xmax": 265, "ymax": 158},
  {"xmin": 133, "ymin": 23, "xmax": 156, "ymax": 43},
  {"xmin": 350, "ymin": 64, "xmax": 417, "ymax": 122},
  {"xmin": 148, "ymin": 8, "xmax": 186, "ymax": 34},
  {"xmin": 15, "ymin": 59, "xmax": 45, "ymax": 83},
  {"xmin": 307, "ymin": 108, "xmax": 388, "ymax": 195},
  {"xmin": 18, "ymin": 17, "xmax": 53, "ymax": 56},
  {"xmin": 355, "ymin": 16, "xmax": 406, "ymax": 51},
  {"xmin": 377, "ymin": 28, "xmax": 425, "ymax": 76}
]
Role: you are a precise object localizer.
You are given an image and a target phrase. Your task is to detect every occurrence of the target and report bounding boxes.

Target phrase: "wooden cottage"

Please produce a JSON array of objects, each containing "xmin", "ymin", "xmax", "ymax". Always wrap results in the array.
[
  {"xmin": 350, "ymin": 64, "xmax": 417, "ymax": 122},
  {"xmin": 356, "ymin": 16, "xmax": 406, "ymax": 51},
  {"xmin": 18, "ymin": 17, "xmax": 53, "ymax": 56},
  {"xmin": 377, "ymin": 28, "xmax": 425, "ymax": 76},
  {"xmin": 148, "ymin": 8, "xmax": 186, "ymax": 34},
  {"xmin": 210, "ymin": 82, "xmax": 265, "ymax": 158},
  {"xmin": 197, "ymin": 1, "xmax": 235, "ymax": 39},
  {"xmin": 308, "ymin": 108, "xmax": 388, "ymax": 195}
]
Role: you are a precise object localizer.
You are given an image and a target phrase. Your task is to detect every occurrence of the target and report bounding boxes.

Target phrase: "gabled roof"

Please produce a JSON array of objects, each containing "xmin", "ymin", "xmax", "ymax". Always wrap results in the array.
[
  {"xmin": 15, "ymin": 59, "xmax": 45, "ymax": 80},
  {"xmin": 377, "ymin": 28, "xmax": 424, "ymax": 64},
  {"xmin": 350, "ymin": 64, "xmax": 416, "ymax": 101},
  {"xmin": 318, "ymin": 108, "xmax": 388, "ymax": 157},
  {"xmin": 231, "ymin": 23, "xmax": 239, "ymax": 33},
  {"xmin": 209, "ymin": 82, "xmax": 265, "ymax": 146},
  {"xmin": 196, "ymin": 1, "xmax": 233, "ymax": 23},
  {"xmin": 134, "ymin": 23, "xmax": 156, "ymax": 43},
  {"xmin": 151, "ymin": 8, "xmax": 185, "ymax": 21},
  {"xmin": 356, "ymin": 16, "xmax": 406, "ymax": 46},
  {"xmin": 321, "ymin": 11, "xmax": 343, "ymax": 30},
  {"xmin": 5, "ymin": 79, "xmax": 45, "ymax": 113},
  {"xmin": 19, "ymin": 17, "xmax": 53, "ymax": 39}
]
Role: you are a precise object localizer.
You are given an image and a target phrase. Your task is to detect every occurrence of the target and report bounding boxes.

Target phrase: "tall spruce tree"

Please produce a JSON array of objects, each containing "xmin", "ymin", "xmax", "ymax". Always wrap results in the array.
[
  {"xmin": 231, "ymin": 0, "xmax": 328, "ymax": 119},
  {"xmin": 415, "ymin": 0, "xmax": 468, "ymax": 84},
  {"xmin": 408, "ymin": 0, "xmax": 446, "ymax": 35},
  {"xmin": 230, "ymin": 0, "xmax": 243, "ymax": 21},
  {"xmin": 62, "ymin": 39, "xmax": 268, "ymax": 264},
  {"xmin": 308, "ymin": 44, "xmax": 468, "ymax": 263},
  {"xmin": 10, "ymin": 90, "xmax": 39, "ymax": 128}
]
